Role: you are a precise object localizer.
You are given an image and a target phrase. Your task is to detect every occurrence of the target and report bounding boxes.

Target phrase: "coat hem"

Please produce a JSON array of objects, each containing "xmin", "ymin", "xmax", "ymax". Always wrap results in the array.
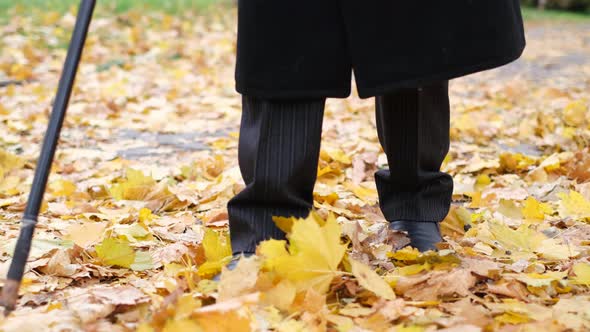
[
  {"xmin": 357, "ymin": 45, "xmax": 526, "ymax": 99},
  {"xmin": 236, "ymin": 83, "xmax": 351, "ymax": 100},
  {"xmin": 236, "ymin": 44, "xmax": 525, "ymax": 100}
]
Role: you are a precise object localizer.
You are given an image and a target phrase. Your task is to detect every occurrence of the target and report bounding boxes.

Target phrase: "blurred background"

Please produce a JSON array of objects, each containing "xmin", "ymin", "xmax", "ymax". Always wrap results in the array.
[
  {"xmin": 0, "ymin": 0, "xmax": 229, "ymax": 16},
  {"xmin": 522, "ymin": 0, "xmax": 590, "ymax": 11},
  {"xmin": 0, "ymin": 0, "xmax": 589, "ymax": 17}
]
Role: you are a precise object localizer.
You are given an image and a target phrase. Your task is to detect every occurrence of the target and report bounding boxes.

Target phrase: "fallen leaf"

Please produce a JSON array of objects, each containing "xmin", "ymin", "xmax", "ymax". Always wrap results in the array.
[
  {"xmin": 95, "ymin": 238, "xmax": 136, "ymax": 269},
  {"xmin": 198, "ymin": 228, "xmax": 232, "ymax": 277},
  {"xmin": 218, "ymin": 255, "xmax": 260, "ymax": 301},
  {"xmin": 263, "ymin": 213, "xmax": 346, "ymax": 294},
  {"xmin": 571, "ymin": 263, "xmax": 590, "ymax": 285},
  {"xmin": 558, "ymin": 191, "xmax": 590, "ymax": 220},
  {"xmin": 131, "ymin": 251, "xmax": 155, "ymax": 271},
  {"xmin": 65, "ymin": 222, "xmax": 106, "ymax": 248},
  {"xmin": 395, "ymin": 269, "xmax": 476, "ymax": 301},
  {"xmin": 349, "ymin": 258, "xmax": 395, "ymax": 300}
]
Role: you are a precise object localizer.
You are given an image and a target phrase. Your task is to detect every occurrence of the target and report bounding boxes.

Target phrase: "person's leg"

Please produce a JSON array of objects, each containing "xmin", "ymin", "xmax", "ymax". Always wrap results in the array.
[
  {"xmin": 374, "ymin": 81, "xmax": 453, "ymax": 251},
  {"xmin": 227, "ymin": 96, "xmax": 326, "ymax": 256}
]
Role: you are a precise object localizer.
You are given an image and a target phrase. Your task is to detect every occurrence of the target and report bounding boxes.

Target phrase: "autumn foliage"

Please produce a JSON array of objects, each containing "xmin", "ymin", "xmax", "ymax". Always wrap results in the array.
[{"xmin": 1, "ymin": 7, "xmax": 590, "ymax": 332}]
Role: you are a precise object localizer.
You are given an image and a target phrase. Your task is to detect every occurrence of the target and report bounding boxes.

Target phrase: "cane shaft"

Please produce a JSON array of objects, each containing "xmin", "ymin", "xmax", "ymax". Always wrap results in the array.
[{"xmin": 2, "ymin": 0, "xmax": 96, "ymax": 313}]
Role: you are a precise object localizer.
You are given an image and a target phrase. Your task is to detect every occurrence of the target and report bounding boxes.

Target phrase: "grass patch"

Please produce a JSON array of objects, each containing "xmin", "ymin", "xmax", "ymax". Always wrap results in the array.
[
  {"xmin": 522, "ymin": 6, "xmax": 590, "ymax": 21},
  {"xmin": 0, "ymin": 0, "xmax": 228, "ymax": 17},
  {"xmin": 1, "ymin": 2, "xmax": 588, "ymax": 23}
]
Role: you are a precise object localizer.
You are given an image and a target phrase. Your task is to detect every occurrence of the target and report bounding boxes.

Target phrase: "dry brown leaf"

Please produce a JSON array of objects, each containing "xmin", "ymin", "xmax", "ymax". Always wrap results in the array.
[
  {"xmin": 218, "ymin": 256, "xmax": 260, "ymax": 301},
  {"xmin": 396, "ymin": 269, "xmax": 476, "ymax": 301},
  {"xmin": 487, "ymin": 280, "xmax": 530, "ymax": 302}
]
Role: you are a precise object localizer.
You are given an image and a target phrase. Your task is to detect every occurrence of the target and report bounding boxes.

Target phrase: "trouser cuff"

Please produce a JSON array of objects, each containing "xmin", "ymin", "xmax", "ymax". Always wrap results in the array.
[{"xmin": 376, "ymin": 170, "xmax": 453, "ymax": 222}]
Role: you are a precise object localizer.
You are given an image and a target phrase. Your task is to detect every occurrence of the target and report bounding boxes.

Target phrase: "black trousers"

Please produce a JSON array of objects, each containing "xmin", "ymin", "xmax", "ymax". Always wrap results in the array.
[{"xmin": 227, "ymin": 82, "xmax": 453, "ymax": 255}]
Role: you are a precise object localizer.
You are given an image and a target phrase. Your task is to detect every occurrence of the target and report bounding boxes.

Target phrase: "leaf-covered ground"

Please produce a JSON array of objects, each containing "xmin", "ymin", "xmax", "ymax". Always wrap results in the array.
[{"xmin": 1, "ymin": 8, "xmax": 590, "ymax": 332}]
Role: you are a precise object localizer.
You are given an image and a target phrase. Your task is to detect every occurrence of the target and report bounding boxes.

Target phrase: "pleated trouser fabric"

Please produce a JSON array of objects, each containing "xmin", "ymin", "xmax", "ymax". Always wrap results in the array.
[
  {"xmin": 375, "ymin": 82, "xmax": 454, "ymax": 222},
  {"xmin": 227, "ymin": 96, "xmax": 326, "ymax": 255},
  {"xmin": 228, "ymin": 82, "xmax": 453, "ymax": 255}
]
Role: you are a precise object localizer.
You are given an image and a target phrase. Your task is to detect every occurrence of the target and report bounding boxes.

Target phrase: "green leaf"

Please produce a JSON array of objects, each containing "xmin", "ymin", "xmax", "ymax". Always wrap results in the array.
[
  {"xmin": 2, "ymin": 238, "xmax": 74, "ymax": 260},
  {"xmin": 131, "ymin": 251, "xmax": 155, "ymax": 271},
  {"xmin": 95, "ymin": 238, "xmax": 135, "ymax": 268},
  {"xmin": 114, "ymin": 223, "xmax": 151, "ymax": 242}
]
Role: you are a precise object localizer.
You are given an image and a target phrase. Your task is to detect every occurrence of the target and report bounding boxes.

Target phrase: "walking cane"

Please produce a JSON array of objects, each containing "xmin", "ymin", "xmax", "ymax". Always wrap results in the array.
[{"xmin": 1, "ymin": 0, "xmax": 96, "ymax": 314}]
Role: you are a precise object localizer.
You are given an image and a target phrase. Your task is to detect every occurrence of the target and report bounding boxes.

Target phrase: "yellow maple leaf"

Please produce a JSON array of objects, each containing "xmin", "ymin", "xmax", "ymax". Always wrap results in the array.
[
  {"xmin": 258, "ymin": 238, "xmax": 289, "ymax": 270},
  {"xmin": 317, "ymin": 165, "xmax": 341, "ymax": 178},
  {"xmin": 571, "ymin": 263, "xmax": 590, "ymax": 285},
  {"xmin": 193, "ymin": 294, "xmax": 258, "ymax": 332},
  {"xmin": 209, "ymin": 137, "xmax": 231, "ymax": 150},
  {"xmin": 218, "ymin": 256, "xmax": 260, "ymax": 301},
  {"xmin": 272, "ymin": 216, "xmax": 295, "ymax": 234},
  {"xmin": 66, "ymin": 222, "xmax": 106, "ymax": 248},
  {"xmin": 0, "ymin": 149, "xmax": 24, "ymax": 180},
  {"xmin": 474, "ymin": 174, "xmax": 492, "ymax": 191},
  {"xmin": 162, "ymin": 319, "xmax": 202, "ymax": 332},
  {"xmin": 195, "ymin": 311, "xmax": 251, "ymax": 332},
  {"xmin": 137, "ymin": 323, "xmax": 155, "ymax": 332},
  {"xmin": 557, "ymin": 191, "xmax": 590, "ymax": 220},
  {"xmin": 262, "ymin": 279, "xmax": 297, "ymax": 311},
  {"xmin": 9, "ymin": 63, "xmax": 33, "ymax": 80},
  {"xmin": 272, "ymin": 211, "xmax": 326, "ymax": 234},
  {"xmin": 394, "ymin": 325, "xmax": 426, "ymax": 332},
  {"xmin": 499, "ymin": 153, "xmax": 537, "ymax": 172},
  {"xmin": 110, "ymin": 168, "xmax": 157, "ymax": 201},
  {"xmin": 387, "ymin": 247, "xmax": 421, "ymax": 262},
  {"xmin": 488, "ymin": 221, "xmax": 545, "ymax": 253},
  {"xmin": 139, "ymin": 207, "xmax": 154, "ymax": 224},
  {"xmin": 0, "ymin": 175, "xmax": 21, "ymax": 195},
  {"xmin": 491, "ymin": 299, "xmax": 545, "ymax": 324},
  {"xmin": 0, "ymin": 103, "xmax": 8, "ymax": 115},
  {"xmin": 476, "ymin": 174, "xmax": 492, "ymax": 185},
  {"xmin": 521, "ymin": 197, "xmax": 553, "ymax": 221},
  {"xmin": 174, "ymin": 294, "xmax": 202, "ymax": 320},
  {"xmin": 343, "ymin": 182, "xmax": 378, "ymax": 205},
  {"xmin": 322, "ymin": 148, "xmax": 352, "ymax": 164},
  {"xmin": 95, "ymin": 238, "xmax": 136, "ymax": 268},
  {"xmin": 131, "ymin": 251, "xmax": 155, "ymax": 271},
  {"xmin": 49, "ymin": 179, "xmax": 77, "ymax": 197},
  {"xmin": 440, "ymin": 206, "xmax": 471, "ymax": 238},
  {"xmin": 198, "ymin": 228, "xmax": 232, "ymax": 277},
  {"xmin": 202, "ymin": 228, "xmax": 232, "ymax": 261},
  {"xmin": 313, "ymin": 191, "xmax": 339, "ymax": 205},
  {"xmin": 467, "ymin": 191, "xmax": 483, "ymax": 208},
  {"xmin": 397, "ymin": 262, "xmax": 431, "ymax": 276},
  {"xmin": 114, "ymin": 223, "xmax": 151, "ymax": 242},
  {"xmin": 349, "ymin": 258, "xmax": 395, "ymax": 300},
  {"xmin": 498, "ymin": 199, "xmax": 523, "ymax": 219},
  {"xmin": 494, "ymin": 312, "xmax": 531, "ymax": 324},
  {"xmin": 511, "ymin": 271, "xmax": 567, "ymax": 287},
  {"xmin": 537, "ymin": 238, "xmax": 579, "ymax": 260},
  {"xmin": 563, "ymin": 100, "xmax": 588, "ymax": 127},
  {"xmin": 262, "ymin": 213, "xmax": 346, "ymax": 294}
]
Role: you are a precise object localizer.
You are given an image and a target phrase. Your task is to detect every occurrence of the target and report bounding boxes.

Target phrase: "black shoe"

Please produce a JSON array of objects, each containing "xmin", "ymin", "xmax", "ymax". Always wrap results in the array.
[
  {"xmin": 212, "ymin": 252, "xmax": 254, "ymax": 282},
  {"xmin": 389, "ymin": 220, "xmax": 442, "ymax": 252}
]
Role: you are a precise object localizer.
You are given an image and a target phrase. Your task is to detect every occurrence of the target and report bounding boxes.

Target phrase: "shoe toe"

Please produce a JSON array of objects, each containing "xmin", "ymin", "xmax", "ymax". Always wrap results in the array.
[{"xmin": 389, "ymin": 220, "xmax": 442, "ymax": 252}]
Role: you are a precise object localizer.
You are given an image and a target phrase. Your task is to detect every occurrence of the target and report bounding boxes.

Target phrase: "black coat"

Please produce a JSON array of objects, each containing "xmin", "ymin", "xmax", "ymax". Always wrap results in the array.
[{"xmin": 235, "ymin": 1, "xmax": 526, "ymax": 99}]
